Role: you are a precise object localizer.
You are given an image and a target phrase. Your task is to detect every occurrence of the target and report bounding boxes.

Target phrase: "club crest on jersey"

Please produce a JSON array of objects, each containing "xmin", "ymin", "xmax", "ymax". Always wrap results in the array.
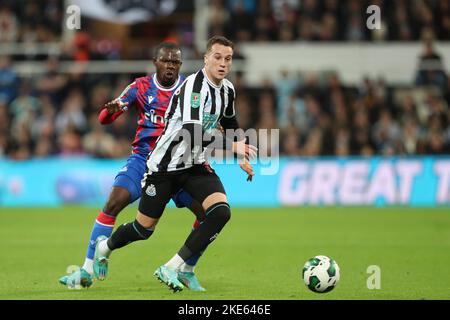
[
  {"xmin": 146, "ymin": 184, "xmax": 156, "ymax": 197},
  {"xmin": 191, "ymin": 93, "xmax": 201, "ymax": 109},
  {"xmin": 148, "ymin": 95, "xmax": 154, "ymax": 104}
]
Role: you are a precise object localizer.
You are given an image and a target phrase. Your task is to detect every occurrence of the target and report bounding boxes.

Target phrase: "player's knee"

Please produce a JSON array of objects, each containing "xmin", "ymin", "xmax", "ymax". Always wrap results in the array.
[
  {"xmin": 104, "ymin": 199, "xmax": 124, "ymax": 216},
  {"xmin": 133, "ymin": 219, "xmax": 154, "ymax": 240},
  {"xmin": 205, "ymin": 202, "xmax": 231, "ymax": 227},
  {"xmin": 136, "ymin": 211, "xmax": 159, "ymax": 230}
]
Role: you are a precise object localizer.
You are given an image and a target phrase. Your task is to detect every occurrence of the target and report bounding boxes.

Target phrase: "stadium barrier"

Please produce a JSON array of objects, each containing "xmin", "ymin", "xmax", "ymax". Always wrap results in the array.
[{"xmin": 0, "ymin": 157, "xmax": 449, "ymax": 207}]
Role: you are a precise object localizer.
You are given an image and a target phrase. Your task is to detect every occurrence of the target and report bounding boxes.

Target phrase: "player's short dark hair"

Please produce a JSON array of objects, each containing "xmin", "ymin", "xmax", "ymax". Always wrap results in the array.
[
  {"xmin": 153, "ymin": 42, "xmax": 181, "ymax": 59},
  {"xmin": 206, "ymin": 36, "xmax": 234, "ymax": 53}
]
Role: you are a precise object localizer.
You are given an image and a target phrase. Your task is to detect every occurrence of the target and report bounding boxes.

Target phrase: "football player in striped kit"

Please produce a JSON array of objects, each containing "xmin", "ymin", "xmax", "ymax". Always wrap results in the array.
[
  {"xmin": 94, "ymin": 36, "xmax": 256, "ymax": 292},
  {"xmin": 59, "ymin": 42, "xmax": 207, "ymax": 290}
]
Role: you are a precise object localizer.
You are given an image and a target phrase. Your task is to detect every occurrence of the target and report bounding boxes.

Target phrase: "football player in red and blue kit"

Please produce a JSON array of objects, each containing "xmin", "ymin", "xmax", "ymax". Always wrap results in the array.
[{"xmin": 59, "ymin": 42, "xmax": 207, "ymax": 291}]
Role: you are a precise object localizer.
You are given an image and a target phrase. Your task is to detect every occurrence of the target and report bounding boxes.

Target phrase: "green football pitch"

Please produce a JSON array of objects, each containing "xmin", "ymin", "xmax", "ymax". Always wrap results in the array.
[{"xmin": 0, "ymin": 206, "xmax": 449, "ymax": 300}]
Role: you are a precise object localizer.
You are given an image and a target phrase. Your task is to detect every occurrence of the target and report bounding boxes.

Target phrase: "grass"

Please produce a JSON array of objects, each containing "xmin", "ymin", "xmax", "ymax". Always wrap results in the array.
[{"xmin": 0, "ymin": 206, "xmax": 449, "ymax": 300}]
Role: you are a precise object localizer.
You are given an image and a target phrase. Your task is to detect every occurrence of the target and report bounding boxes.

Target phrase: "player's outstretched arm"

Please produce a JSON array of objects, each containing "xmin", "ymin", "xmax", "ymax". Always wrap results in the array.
[
  {"xmin": 98, "ymin": 99, "xmax": 129, "ymax": 124},
  {"xmin": 98, "ymin": 79, "xmax": 138, "ymax": 124}
]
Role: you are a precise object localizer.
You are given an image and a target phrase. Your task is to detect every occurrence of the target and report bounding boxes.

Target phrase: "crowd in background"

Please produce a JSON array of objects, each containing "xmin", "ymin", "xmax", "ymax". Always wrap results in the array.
[
  {"xmin": 208, "ymin": 0, "xmax": 450, "ymax": 42},
  {"xmin": 0, "ymin": 0, "xmax": 62, "ymax": 44},
  {"xmin": 2, "ymin": 0, "xmax": 450, "ymax": 44},
  {"xmin": 1, "ymin": 51, "xmax": 449, "ymax": 160},
  {"xmin": 1, "ymin": 0, "xmax": 450, "ymax": 160}
]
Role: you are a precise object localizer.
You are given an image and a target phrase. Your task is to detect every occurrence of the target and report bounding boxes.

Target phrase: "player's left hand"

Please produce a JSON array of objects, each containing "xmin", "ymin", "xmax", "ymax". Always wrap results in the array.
[
  {"xmin": 239, "ymin": 158, "xmax": 254, "ymax": 182},
  {"xmin": 104, "ymin": 99, "xmax": 128, "ymax": 114},
  {"xmin": 216, "ymin": 123, "xmax": 225, "ymax": 134},
  {"xmin": 232, "ymin": 140, "xmax": 258, "ymax": 160}
]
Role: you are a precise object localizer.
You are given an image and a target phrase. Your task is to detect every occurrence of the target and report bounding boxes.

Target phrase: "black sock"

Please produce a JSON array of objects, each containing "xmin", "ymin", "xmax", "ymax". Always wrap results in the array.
[
  {"xmin": 107, "ymin": 220, "xmax": 154, "ymax": 250},
  {"xmin": 178, "ymin": 202, "xmax": 231, "ymax": 261}
]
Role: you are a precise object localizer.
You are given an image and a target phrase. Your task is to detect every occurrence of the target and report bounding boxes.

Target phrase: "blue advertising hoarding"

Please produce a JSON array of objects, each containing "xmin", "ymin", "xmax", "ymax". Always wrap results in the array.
[{"xmin": 0, "ymin": 157, "xmax": 449, "ymax": 207}]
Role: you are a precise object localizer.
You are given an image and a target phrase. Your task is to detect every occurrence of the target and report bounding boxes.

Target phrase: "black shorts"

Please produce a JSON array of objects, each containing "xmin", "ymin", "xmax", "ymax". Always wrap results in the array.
[{"xmin": 139, "ymin": 164, "xmax": 226, "ymax": 219}]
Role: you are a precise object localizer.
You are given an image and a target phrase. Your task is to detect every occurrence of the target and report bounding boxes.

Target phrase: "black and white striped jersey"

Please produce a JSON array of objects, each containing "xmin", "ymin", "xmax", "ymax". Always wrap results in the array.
[{"xmin": 146, "ymin": 68, "xmax": 240, "ymax": 172}]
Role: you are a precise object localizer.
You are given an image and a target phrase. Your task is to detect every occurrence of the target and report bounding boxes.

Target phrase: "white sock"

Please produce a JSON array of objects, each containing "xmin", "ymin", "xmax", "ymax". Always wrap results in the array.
[
  {"xmin": 82, "ymin": 258, "xmax": 94, "ymax": 275},
  {"xmin": 98, "ymin": 239, "xmax": 112, "ymax": 257},
  {"xmin": 180, "ymin": 263, "xmax": 195, "ymax": 273},
  {"xmin": 164, "ymin": 254, "xmax": 185, "ymax": 270}
]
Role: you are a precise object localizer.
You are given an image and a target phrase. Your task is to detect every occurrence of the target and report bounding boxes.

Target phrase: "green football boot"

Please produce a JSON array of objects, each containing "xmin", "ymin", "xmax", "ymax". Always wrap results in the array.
[
  {"xmin": 177, "ymin": 271, "xmax": 206, "ymax": 292},
  {"xmin": 59, "ymin": 268, "xmax": 93, "ymax": 289},
  {"xmin": 154, "ymin": 266, "xmax": 184, "ymax": 292},
  {"xmin": 93, "ymin": 235, "xmax": 109, "ymax": 280}
]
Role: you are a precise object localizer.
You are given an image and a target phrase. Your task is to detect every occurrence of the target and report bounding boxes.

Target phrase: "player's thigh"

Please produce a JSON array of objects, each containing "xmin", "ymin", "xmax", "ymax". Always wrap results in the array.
[
  {"xmin": 139, "ymin": 172, "xmax": 176, "ymax": 219},
  {"xmin": 172, "ymin": 189, "xmax": 193, "ymax": 208},
  {"xmin": 112, "ymin": 154, "xmax": 147, "ymax": 204},
  {"xmin": 203, "ymin": 192, "xmax": 227, "ymax": 210},
  {"xmin": 181, "ymin": 165, "xmax": 227, "ymax": 210}
]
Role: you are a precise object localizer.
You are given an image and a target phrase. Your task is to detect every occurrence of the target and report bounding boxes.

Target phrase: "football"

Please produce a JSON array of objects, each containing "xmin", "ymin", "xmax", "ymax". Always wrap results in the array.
[{"xmin": 302, "ymin": 255, "xmax": 340, "ymax": 293}]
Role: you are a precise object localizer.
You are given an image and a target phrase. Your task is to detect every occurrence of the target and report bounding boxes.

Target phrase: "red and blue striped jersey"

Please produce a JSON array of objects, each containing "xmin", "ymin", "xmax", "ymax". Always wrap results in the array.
[{"xmin": 115, "ymin": 73, "xmax": 185, "ymax": 156}]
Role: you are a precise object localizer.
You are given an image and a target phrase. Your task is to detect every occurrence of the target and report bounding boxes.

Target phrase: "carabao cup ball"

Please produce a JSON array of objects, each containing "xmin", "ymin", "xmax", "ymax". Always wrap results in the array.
[{"xmin": 302, "ymin": 255, "xmax": 340, "ymax": 293}]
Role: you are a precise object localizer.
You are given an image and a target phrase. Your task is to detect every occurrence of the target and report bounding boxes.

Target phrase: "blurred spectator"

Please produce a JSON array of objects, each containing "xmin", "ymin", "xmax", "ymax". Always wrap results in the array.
[
  {"xmin": 206, "ymin": 0, "xmax": 230, "ymax": 37},
  {"xmin": 228, "ymin": 0, "xmax": 257, "ymax": 14},
  {"xmin": 226, "ymin": 0, "xmax": 254, "ymax": 41},
  {"xmin": 397, "ymin": 95, "xmax": 419, "ymax": 125},
  {"xmin": 58, "ymin": 128, "xmax": 85, "ymax": 157},
  {"xmin": 401, "ymin": 118, "xmax": 421, "ymax": 155},
  {"xmin": 256, "ymin": 91, "xmax": 277, "ymax": 129},
  {"xmin": 301, "ymin": 94, "xmax": 322, "ymax": 136},
  {"xmin": 426, "ymin": 130, "xmax": 448, "ymax": 154},
  {"xmin": 350, "ymin": 107, "xmax": 374, "ymax": 155},
  {"xmin": 235, "ymin": 93, "xmax": 253, "ymax": 130},
  {"xmin": 82, "ymin": 115, "xmax": 116, "ymax": 158},
  {"xmin": 415, "ymin": 41, "xmax": 448, "ymax": 90},
  {"xmin": 275, "ymin": 70, "xmax": 299, "ymax": 128},
  {"xmin": 371, "ymin": 109, "xmax": 401, "ymax": 155},
  {"xmin": 253, "ymin": 1, "xmax": 278, "ymax": 42},
  {"xmin": 436, "ymin": 0, "xmax": 450, "ymax": 40},
  {"xmin": 0, "ymin": 55, "xmax": 18, "ymax": 102},
  {"xmin": 302, "ymin": 127, "xmax": 322, "ymax": 156},
  {"xmin": 281, "ymin": 125, "xmax": 301, "ymax": 156},
  {"xmin": 0, "ymin": 101, "xmax": 10, "ymax": 157},
  {"xmin": 36, "ymin": 57, "xmax": 67, "ymax": 106},
  {"xmin": 0, "ymin": 5, "xmax": 18, "ymax": 42},
  {"xmin": 55, "ymin": 88, "xmax": 87, "ymax": 134},
  {"xmin": 279, "ymin": 92, "xmax": 306, "ymax": 129},
  {"xmin": 9, "ymin": 81, "xmax": 40, "ymax": 124},
  {"xmin": 334, "ymin": 127, "xmax": 350, "ymax": 156}
]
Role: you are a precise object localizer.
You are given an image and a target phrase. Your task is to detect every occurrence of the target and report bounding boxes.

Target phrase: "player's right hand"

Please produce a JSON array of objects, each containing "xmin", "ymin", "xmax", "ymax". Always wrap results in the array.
[{"xmin": 104, "ymin": 99, "xmax": 129, "ymax": 114}]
